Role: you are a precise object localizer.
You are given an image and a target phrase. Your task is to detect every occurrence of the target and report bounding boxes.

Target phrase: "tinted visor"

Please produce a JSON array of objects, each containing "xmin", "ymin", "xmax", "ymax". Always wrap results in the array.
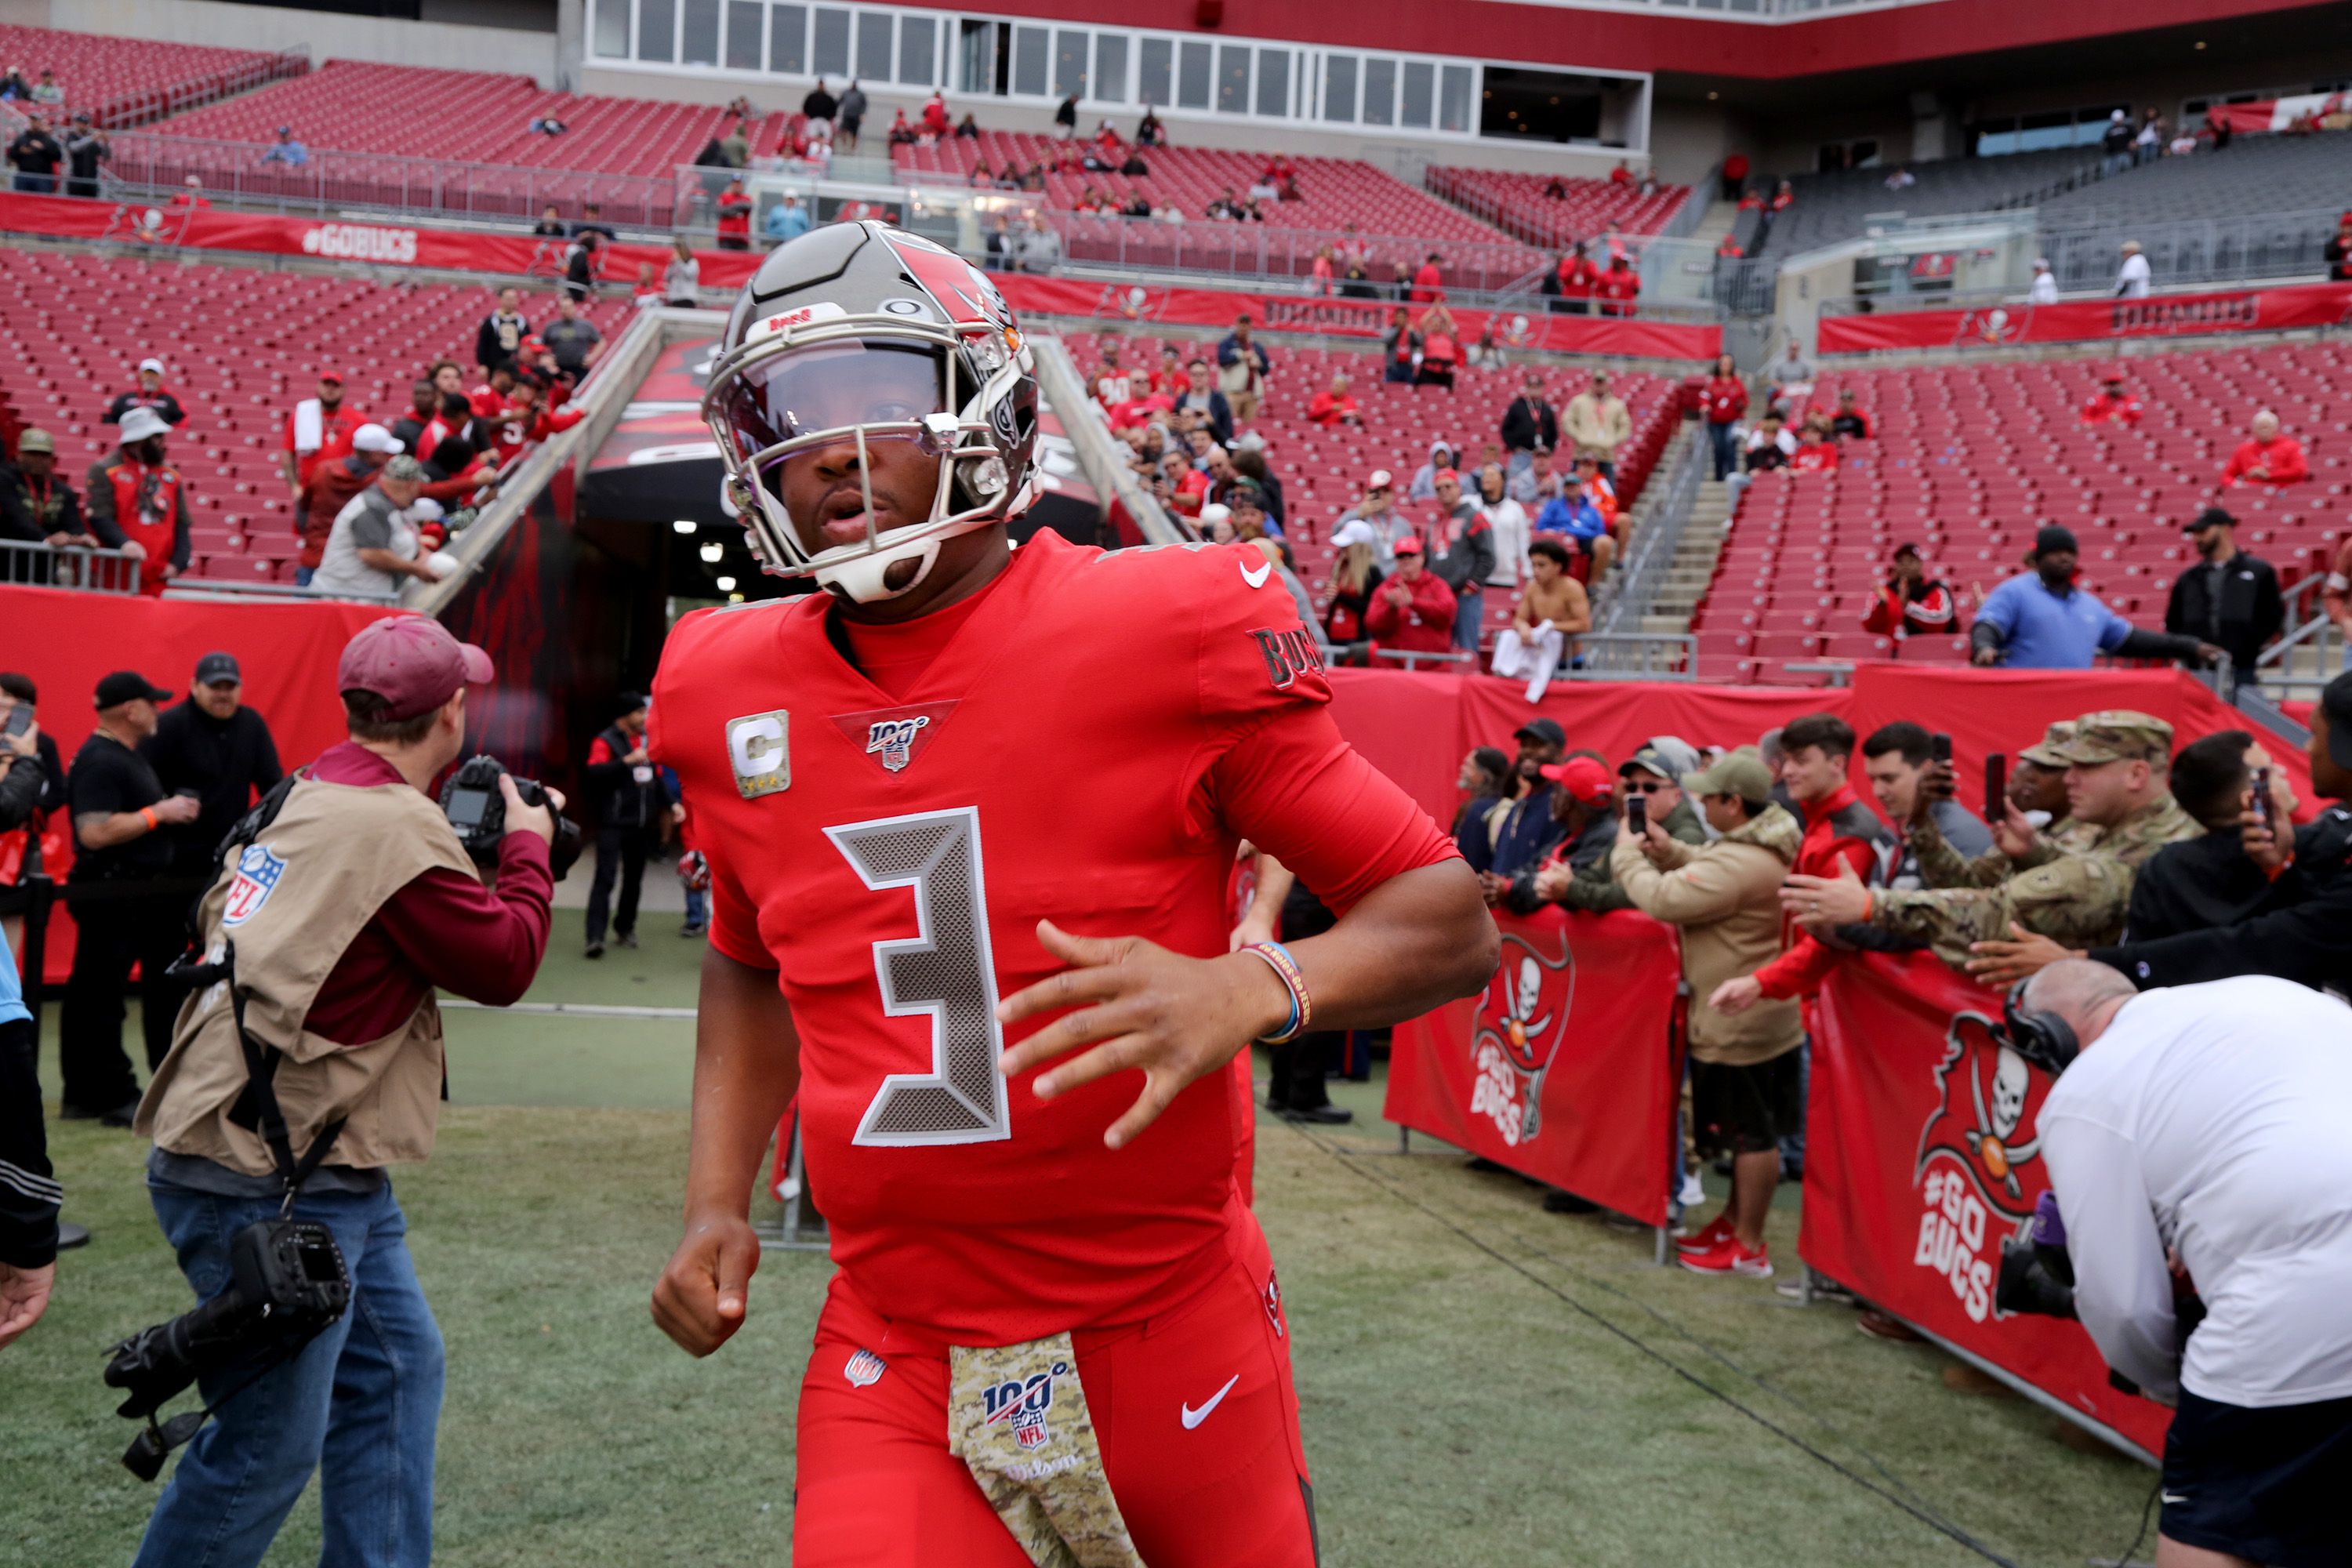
[{"xmin": 721, "ymin": 339, "xmax": 951, "ymax": 465}]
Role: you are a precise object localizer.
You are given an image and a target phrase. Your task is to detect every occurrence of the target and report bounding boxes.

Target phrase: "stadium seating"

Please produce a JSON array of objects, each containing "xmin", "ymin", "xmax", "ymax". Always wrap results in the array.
[
  {"xmin": 1690, "ymin": 340, "xmax": 2352, "ymax": 684},
  {"xmin": 1422, "ymin": 168, "xmax": 1692, "ymax": 251},
  {"xmin": 147, "ymin": 59, "xmax": 797, "ymax": 211},
  {"xmin": 0, "ymin": 23, "xmax": 296, "ymax": 129},
  {"xmin": 900, "ymin": 134, "xmax": 1544, "ymax": 287},
  {"xmin": 1748, "ymin": 146, "xmax": 2100, "ymax": 258},
  {"xmin": 1057, "ymin": 328, "xmax": 1678, "ymax": 645},
  {"xmin": 2035, "ymin": 132, "xmax": 2352, "ymax": 228},
  {"xmin": 0, "ymin": 249, "xmax": 630, "ymax": 583}
]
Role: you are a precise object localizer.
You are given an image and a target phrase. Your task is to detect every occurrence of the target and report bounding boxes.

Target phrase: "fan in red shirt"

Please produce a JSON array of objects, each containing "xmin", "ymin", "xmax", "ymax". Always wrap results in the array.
[
  {"xmin": 1555, "ymin": 244, "xmax": 1600, "ymax": 307},
  {"xmin": 280, "ymin": 369, "xmax": 367, "ymax": 501},
  {"xmin": 1788, "ymin": 416, "xmax": 1840, "ymax": 472},
  {"xmin": 1306, "ymin": 372, "xmax": 1362, "ymax": 427},
  {"xmin": 1594, "ymin": 254, "xmax": 1639, "ymax": 317},
  {"xmin": 1609, "ymin": 160, "xmax": 1633, "ymax": 186},
  {"xmin": 2220, "ymin": 410, "xmax": 2310, "ymax": 488},
  {"xmin": 1711, "ymin": 713, "xmax": 1890, "ymax": 1011},
  {"xmin": 1409, "ymin": 252, "xmax": 1444, "ymax": 304},
  {"xmin": 715, "ymin": 178, "xmax": 753, "ymax": 250},
  {"xmin": 2079, "ymin": 372, "xmax": 2143, "ymax": 427},
  {"xmin": 1861, "ymin": 543, "xmax": 1960, "ymax": 639},
  {"xmin": 1363, "ymin": 535, "xmax": 1458, "ymax": 655},
  {"xmin": 647, "ymin": 222, "xmax": 1496, "ymax": 1568},
  {"xmin": 1157, "ymin": 448, "xmax": 1207, "ymax": 519}
]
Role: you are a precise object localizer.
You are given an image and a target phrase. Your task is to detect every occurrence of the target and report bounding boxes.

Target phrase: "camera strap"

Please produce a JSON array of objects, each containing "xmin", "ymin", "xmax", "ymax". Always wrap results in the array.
[{"xmin": 164, "ymin": 936, "xmax": 345, "ymax": 1211}]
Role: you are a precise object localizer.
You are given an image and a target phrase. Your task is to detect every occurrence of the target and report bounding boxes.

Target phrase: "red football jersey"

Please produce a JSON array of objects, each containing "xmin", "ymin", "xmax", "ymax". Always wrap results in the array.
[{"xmin": 651, "ymin": 533, "xmax": 1454, "ymax": 1344}]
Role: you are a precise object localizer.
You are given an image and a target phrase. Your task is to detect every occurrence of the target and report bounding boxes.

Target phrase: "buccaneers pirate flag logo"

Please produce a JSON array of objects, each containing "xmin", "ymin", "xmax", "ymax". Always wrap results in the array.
[
  {"xmin": 1915, "ymin": 1010, "xmax": 2050, "ymax": 1215},
  {"xmin": 1468, "ymin": 927, "xmax": 1573, "ymax": 1146}
]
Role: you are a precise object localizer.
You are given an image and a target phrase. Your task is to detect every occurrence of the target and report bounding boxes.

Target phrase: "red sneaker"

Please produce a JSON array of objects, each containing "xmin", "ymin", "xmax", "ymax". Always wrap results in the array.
[
  {"xmin": 1677, "ymin": 1235, "xmax": 1773, "ymax": 1279},
  {"xmin": 1675, "ymin": 1213, "xmax": 1733, "ymax": 1253}
]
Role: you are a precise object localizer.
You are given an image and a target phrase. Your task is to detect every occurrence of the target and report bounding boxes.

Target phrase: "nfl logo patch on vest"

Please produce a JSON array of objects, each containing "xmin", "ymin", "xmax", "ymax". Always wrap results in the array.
[{"xmin": 221, "ymin": 844, "xmax": 287, "ymax": 926}]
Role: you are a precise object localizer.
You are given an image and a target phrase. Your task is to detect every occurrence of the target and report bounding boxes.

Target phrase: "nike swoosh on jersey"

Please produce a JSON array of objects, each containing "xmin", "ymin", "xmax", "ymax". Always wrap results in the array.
[
  {"xmin": 1181, "ymin": 1374, "xmax": 1241, "ymax": 1430},
  {"xmin": 2160, "ymin": 1492, "xmax": 2188, "ymax": 1504},
  {"xmin": 1240, "ymin": 559, "xmax": 1273, "ymax": 589}
]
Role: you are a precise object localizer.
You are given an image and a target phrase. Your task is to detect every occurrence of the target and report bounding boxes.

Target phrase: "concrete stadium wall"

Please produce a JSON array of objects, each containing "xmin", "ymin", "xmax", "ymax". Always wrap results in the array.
[{"xmin": 19, "ymin": 0, "xmax": 563, "ymax": 86}]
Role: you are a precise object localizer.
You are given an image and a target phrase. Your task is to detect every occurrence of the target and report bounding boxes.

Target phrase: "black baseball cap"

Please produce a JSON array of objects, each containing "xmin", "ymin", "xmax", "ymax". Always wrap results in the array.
[
  {"xmin": 2032, "ymin": 525, "xmax": 2079, "ymax": 559},
  {"xmin": 2184, "ymin": 506, "xmax": 2234, "ymax": 535},
  {"xmin": 615, "ymin": 690, "xmax": 648, "ymax": 717},
  {"xmin": 2321, "ymin": 671, "xmax": 2352, "ymax": 772},
  {"xmin": 194, "ymin": 652, "xmax": 241, "ymax": 686},
  {"xmin": 1515, "ymin": 717, "xmax": 1566, "ymax": 748},
  {"xmin": 95, "ymin": 670, "xmax": 172, "ymax": 710}
]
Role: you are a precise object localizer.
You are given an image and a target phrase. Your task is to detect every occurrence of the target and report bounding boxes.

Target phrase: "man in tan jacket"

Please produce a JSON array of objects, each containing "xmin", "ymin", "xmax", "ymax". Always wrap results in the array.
[
  {"xmin": 1610, "ymin": 748, "xmax": 1802, "ymax": 1282},
  {"xmin": 1563, "ymin": 368, "xmax": 1632, "ymax": 478}
]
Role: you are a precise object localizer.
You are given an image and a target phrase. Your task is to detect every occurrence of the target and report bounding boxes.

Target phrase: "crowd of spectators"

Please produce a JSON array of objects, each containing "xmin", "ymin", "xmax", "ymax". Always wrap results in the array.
[
  {"xmin": 1443, "ymin": 675, "xmax": 2352, "ymax": 1294},
  {"xmin": 2, "ymin": 282, "xmax": 602, "ymax": 597}
]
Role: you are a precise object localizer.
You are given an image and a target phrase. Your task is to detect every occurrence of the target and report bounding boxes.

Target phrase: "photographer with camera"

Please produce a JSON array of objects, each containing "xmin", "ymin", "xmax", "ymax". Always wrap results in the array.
[
  {"xmin": 2024, "ymin": 960, "xmax": 2352, "ymax": 1568},
  {"xmin": 122, "ymin": 617, "xmax": 561, "ymax": 1568}
]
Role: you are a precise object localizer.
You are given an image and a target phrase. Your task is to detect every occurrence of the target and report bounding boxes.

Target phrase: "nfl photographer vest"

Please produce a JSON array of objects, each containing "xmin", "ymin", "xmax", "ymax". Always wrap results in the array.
[{"xmin": 135, "ymin": 777, "xmax": 480, "ymax": 1178}]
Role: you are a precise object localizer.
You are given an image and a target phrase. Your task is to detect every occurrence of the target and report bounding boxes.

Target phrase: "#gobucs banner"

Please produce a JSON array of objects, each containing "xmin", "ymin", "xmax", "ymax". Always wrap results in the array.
[
  {"xmin": 1817, "ymin": 279, "xmax": 2352, "ymax": 354},
  {"xmin": 1805, "ymin": 950, "xmax": 2171, "ymax": 1458},
  {"xmin": 1385, "ymin": 907, "xmax": 1682, "ymax": 1226}
]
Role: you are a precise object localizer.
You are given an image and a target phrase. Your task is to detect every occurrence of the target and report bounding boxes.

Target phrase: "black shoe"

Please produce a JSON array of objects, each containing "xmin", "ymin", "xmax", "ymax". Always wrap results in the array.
[
  {"xmin": 56, "ymin": 1221, "xmax": 90, "ymax": 1250},
  {"xmin": 1290, "ymin": 1104, "xmax": 1353, "ymax": 1125},
  {"xmin": 680, "ymin": 924, "xmax": 706, "ymax": 938},
  {"xmin": 585, "ymin": 941, "xmax": 606, "ymax": 959},
  {"xmin": 618, "ymin": 933, "xmax": 639, "ymax": 949},
  {"xmin": 98, "ymin": 1099, "xmax": 142, "ymax": 1129},
  {"xmin": 1542, "ymin": 1190, "xmax": 1599, "ymax": 1215}
]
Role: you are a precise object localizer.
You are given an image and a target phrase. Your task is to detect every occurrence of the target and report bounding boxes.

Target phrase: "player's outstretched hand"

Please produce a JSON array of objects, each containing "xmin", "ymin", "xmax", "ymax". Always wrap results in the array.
[
  {"xmin": 997, "ymin": 919, "xmax": 1291, "ymax": 1151},
  {"xmin": 652, "ymin": 1213, "xmax": 760, "ymax": 1357}
]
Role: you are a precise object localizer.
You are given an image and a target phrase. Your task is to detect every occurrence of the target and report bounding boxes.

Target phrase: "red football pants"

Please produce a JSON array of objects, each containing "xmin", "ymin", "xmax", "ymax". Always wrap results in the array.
[{"xmin": 793, "ymin": 1218, "xmax": 1316, "ymax": 1566}]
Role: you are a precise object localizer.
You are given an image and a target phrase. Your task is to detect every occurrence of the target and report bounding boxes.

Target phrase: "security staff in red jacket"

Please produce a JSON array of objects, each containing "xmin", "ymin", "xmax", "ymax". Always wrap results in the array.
[{"xmin": 84, "ymin": 407, "xmax": 191, "ymax": 597}]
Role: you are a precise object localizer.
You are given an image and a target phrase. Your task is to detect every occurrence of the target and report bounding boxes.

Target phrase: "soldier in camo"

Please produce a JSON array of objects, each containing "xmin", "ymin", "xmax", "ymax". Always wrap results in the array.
[
  {"xmin": 1861, "ymin": 712, "xmax": 2200, "ymax": 969},
  {"xmin": 1908, "ymin": 720, "xmax": 2089, "ymax": 890}
]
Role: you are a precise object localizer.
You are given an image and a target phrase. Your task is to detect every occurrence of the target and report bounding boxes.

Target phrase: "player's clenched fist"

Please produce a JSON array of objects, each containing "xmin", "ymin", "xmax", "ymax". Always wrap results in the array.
[
  {"xmin": 652, "ymin": 1214, "xmax": 762, "ymax": 1356},
  {"xmin": 996, "ymin": 919, "xmax": 1294, "ymax": 1150}
]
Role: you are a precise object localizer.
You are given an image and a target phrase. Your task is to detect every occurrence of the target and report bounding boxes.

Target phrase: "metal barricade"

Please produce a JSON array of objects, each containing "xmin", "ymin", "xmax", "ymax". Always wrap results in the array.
[{"xmin": 0, "ymin": 538, "xmax": 142, "ymax": 593}]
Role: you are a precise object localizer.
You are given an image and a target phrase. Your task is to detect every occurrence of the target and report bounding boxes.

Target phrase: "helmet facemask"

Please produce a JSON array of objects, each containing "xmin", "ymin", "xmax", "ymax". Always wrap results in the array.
[{"xmin": 708, "ymin": 317, "xmax": 1029, "ymax": 604}]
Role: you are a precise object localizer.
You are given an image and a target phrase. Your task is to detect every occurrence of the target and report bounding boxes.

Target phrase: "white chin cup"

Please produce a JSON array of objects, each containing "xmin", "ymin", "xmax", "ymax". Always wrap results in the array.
[{"xmin": 815, "ymin": 532, "xmax": 943, "ymax": 603}]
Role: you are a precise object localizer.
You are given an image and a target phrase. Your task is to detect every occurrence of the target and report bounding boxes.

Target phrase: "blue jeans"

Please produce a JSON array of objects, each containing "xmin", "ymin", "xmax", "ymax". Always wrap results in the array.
[
  {"xmin": 134, "ymin": 1174, "xmax": 442, "ymax": 1568},
  {"xmin": 293, "ymin": 565, "xmax": 315, "ymax": 587},
  {"xmin": 1451, "ymin": 585, "xmax": 1484, "ymax": 652},
  {"xmin": 1707, "ymin": 420, "xmax": 1740, "ymax": 481},
  {"xmin": 684, "ymin": 885, "xmax": 708, "ymax": 928}
]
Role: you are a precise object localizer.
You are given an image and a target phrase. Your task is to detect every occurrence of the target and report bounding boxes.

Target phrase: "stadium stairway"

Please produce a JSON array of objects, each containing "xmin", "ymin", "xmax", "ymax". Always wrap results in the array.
[{"xmin": 1632, "ymin": 472, "xmax": 1733, "ymax": 641}]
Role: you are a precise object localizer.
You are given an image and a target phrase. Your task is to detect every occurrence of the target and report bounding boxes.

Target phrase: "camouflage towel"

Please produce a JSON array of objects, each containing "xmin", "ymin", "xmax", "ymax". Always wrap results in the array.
[{"xmin": 949, "ymin": 1335, "xmax": 1145, "ymax": 1568}]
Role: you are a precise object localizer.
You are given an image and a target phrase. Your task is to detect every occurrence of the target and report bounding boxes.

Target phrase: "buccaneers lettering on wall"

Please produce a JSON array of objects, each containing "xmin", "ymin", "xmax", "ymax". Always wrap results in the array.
[{"xmin": 1912, "ymin": 1011, "xmax": 2050, "ymax": 1323}]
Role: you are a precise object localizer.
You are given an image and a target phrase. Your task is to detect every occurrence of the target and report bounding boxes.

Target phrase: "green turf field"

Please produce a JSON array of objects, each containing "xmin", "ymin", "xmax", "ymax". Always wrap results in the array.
[{"xmin": 2, "ymin": 938, "xmax": 2158, "ymax": 1566}]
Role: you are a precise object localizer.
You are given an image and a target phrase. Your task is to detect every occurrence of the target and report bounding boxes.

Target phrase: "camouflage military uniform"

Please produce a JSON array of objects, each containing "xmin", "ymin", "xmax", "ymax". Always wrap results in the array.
[
  {"xmin": 1911, "ymin": 720, "xmax": 2084, "ymax": 890},
  {"xmin": 1871, "ymin": 713, "xmax": 2202, "ymax": 969}
]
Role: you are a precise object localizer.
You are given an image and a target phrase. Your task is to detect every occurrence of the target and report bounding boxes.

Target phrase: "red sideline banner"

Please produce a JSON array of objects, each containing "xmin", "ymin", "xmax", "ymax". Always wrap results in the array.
[
  {"xmin": 0, "ymin": 191, "xmax": 767, "ymax": 293},
  {"xmin": 995, "ymin": 274, "xmax": 1722, "ymax": 360},
  {"xmin": 1385, "ymin": 907, "xmax": 1683, "ymax": 1225},
  {"xmin": 1817, "ymin": 279, "xmax": 2352, "ymax": 354},
  {"xmin": 0, "ymin": 586, "xmax": 410, "ymax": 984},
  {"xmin": 1805, "ymin": 950, "xmax": 2172, "ymax": 1458}
]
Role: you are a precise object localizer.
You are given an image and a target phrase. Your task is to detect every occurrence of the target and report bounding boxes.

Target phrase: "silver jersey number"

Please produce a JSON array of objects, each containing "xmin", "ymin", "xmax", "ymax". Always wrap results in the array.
[{"xmin": 825, "ymin": 808, "xmax": 1011, "ymax": 1146}]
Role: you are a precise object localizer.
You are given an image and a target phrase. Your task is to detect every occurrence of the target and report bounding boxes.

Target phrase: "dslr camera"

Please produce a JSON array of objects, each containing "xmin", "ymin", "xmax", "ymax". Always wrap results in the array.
[
  {"xmin": 1995, "ymin": 1190, "xmax": 2076, "ymax": 1320},
  {"xmin": 439, "ymin": 753, "xmax": 582, "ymax": 878},
  {"xmin": 104, "ymin": 1217, "xmax": 351, "ymax": 1479}
]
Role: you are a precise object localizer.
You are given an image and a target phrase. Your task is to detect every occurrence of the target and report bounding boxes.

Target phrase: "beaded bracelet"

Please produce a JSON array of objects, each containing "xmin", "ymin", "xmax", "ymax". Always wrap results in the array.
[{"xmin": 1238, "ymin": 941, "xmax": 1312, "ymax": 1046}]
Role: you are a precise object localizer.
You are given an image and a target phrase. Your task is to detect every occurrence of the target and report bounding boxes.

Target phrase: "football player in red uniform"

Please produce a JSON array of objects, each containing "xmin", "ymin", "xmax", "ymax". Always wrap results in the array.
[{"xmin": 647, "ymin": 223, "xmax": 1497, "ymax": 1567}]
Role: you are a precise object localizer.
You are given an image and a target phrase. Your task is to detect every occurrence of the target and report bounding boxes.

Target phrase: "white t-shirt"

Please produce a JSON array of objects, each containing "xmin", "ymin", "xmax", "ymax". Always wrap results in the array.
[
  {"xmin": 2115, "ymin": 252, "xmax": 2151, "ymax": 299},
  {"xmin": 2028, "ymin": 272, "xmax": 2059, "ymax": 304},
  {"xmin": 1480, "ymin": 497, "xmax": 1530, "ymax": 587},
  {"xmin": 2038, "ymin": 977, "xmax": 2352, "ymax": 1407}
]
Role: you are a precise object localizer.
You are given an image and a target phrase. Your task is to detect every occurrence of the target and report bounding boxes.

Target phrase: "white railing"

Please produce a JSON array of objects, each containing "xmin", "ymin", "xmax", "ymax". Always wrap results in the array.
[{"xmin": 0, "ymin": 537, "xmax": 141, "ymax": 593}]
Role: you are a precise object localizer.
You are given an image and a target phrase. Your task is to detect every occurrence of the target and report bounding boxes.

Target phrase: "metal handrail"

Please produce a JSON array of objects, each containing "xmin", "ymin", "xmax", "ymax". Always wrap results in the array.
[
  {"xmin": 1597, "ymin": 426, "xmax": 1705, "ymax": 636},
  {"xmin": 0, "ymin": 538, "xmax": 141, "ymax": 593},
  {"xmin": 1561, "ymin": 632, "xmax": 1699, "ymax": 681},
  {"xmin": 165, "ymin": 576, "xmax": 396, "ymax": 604}
]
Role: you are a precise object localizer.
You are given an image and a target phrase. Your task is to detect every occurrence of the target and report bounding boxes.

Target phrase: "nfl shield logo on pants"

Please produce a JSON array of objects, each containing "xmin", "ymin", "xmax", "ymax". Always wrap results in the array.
[{"xmin": 843, "ymin": 1348, "xmax": 887, "ymax": 1388}]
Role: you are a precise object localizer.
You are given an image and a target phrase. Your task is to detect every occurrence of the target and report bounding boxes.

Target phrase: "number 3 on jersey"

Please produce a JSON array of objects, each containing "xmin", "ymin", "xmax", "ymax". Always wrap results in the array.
[{"xmin": 825, "ymin": 808, "xmax": 1013, "ymax": 1146}]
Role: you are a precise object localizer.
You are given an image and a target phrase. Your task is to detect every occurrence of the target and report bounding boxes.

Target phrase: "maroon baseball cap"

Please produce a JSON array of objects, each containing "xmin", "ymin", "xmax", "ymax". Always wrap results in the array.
[
  {"xmin": 1538, "ymin": 755, "xmax": 1615, "ymax": 806},
  {"xmin": 338, "ymin": 616, "xmax": 493, "ymax": 720}
]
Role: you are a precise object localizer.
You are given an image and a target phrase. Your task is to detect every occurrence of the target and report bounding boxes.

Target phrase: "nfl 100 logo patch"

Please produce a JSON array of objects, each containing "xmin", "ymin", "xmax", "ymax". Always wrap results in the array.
[
  {"xmin": 865, "ymin": 715, "xmax": 929, "ymax": 773},
  {"xmin": 982, "ymin": 1359, "xmax": 1069, "ymax": 1452},
  {"xmin": 221, "ymin": 844, "xmax": 287, "ymax": 927}
]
